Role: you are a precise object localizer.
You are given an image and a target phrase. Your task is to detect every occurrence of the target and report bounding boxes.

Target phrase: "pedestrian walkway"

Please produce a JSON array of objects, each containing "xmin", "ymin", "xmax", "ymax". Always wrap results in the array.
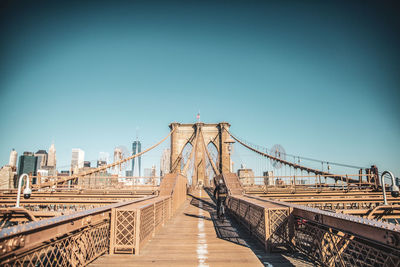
[{"xmin": 91, "ymin": 189, "xmax": 313, "ymax": 266}]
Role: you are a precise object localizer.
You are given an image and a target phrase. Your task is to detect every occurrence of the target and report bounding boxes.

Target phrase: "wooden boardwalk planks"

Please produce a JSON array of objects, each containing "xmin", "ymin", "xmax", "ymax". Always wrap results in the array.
[{"xmin": 91, "ymin": 189, "xmax": 313, "ymax": 267}]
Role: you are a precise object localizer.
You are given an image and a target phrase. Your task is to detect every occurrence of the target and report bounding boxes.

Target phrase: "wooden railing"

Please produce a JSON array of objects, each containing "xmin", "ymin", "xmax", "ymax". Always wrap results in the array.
[
  {"xmin": 110, "ymin": 173, "xmax": 187, "ymax": 254},
  {"xmin": 221, "ymin": 172, "xmax": 400, "ymax": 267},
  {"xmin": 0, "ymin": 197, "xmax": 153, "ymax": 266},
  {"xmin": 0, "ymin": 173, "xmax": 188, "ymax": 265},
  {"xmin": 110, "ymin": 196, "xmax": 171, "ymax": 254},
  {"xmin": 226, "ymin": 194, "xmax": 400, "ymax": 266},
  {"xmin": 159, "ymin": 173, "xmax": 187, "ymax": 213},
  {"xmin": 226, "ymin": 195, "xmax": 290, "ymax": 251}
]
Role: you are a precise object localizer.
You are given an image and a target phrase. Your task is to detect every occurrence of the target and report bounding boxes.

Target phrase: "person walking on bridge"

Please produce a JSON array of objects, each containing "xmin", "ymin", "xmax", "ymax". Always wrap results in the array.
[{"xmin": 213, "ymin": 178, "xmax": 228, "ymax": 218}]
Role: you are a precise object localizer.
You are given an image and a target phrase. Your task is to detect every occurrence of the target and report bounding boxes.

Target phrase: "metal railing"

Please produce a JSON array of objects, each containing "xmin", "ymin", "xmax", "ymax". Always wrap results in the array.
[
  {"xmin": 226, "ymin": 195, "xmax": 400, "ymax": 266},
  {"xmin": 240, "ymin": 174, "xmax": 376, "ymax": 190},
  {"xmin": 0, "ymin": 173, "xmax": 189, "ymax": 265},
  {"xmin": 110, "ymin": 173, "xmax": 187, "ymax": 254},
  {"xmin": 0, "ymin": 197, "xmax": 154, "ymax": 266},
  {"xmin": 28, "ymin": 175, "xmax": 161, "ymax": 191},
  {"xmin": 110, "ymin": 196, "xmax": 171, "ymax": 254}
]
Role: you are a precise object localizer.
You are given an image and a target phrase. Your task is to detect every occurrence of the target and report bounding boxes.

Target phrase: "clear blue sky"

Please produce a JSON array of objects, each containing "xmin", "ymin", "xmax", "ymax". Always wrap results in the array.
[{"xmin": 1, "ymin": 1, "xmax": 399, "ymax": 175}]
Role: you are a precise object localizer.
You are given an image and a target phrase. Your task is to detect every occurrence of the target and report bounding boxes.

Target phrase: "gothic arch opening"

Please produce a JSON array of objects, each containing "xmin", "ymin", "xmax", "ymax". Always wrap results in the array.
[
  {"xmin": 206, "ymin": 141, "xmax": 219, "ymax": 185},
  {"xmin": 181, "ymin": 141, "xmax": 194, "ymax": 184}
]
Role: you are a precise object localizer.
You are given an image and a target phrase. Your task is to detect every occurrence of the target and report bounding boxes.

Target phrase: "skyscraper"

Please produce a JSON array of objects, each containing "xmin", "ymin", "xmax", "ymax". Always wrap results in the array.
[
  {"xmin": 97, "ymin": 160, "xmax": 107, "ymax": 168},
  {"xmin": 114, "ymin": 148, "xmax": 122, "ymax": 162},
  {"xmin": 99, "ymin": 152, "xmax": 109, "ymax": 163},
  {"xmin": 132, "ymin": 141, "xmax": 141, "ymax": 176},
  {"xmin": 0, "ymin": 166, "xmax": 15, "ymax": 189},
  {"xmin": 114, "ymin": 147, "xmax": 123, "ymax": 176},
  {"xmin": 47, "ymin": 143, "xmax": 56, "ymax": 167},
  {"xmin": 17, "ymin": 152, "xmax": 38, "ymax": 184},
  {"xmin": 144, "ymin": 165, "xmax": 157, "ymax": 185},
  {"xmin": 71, "ymin": 148, "xmax": 85, "ymax": 173},
  {"xmin": 34, "ymin": 150, "xmax": 48, "ymax": 170},
  {"xmin": 8, "ymin": 149, "xmax": 18, "ymax": 170},
  {"xmin": 160, "ymin": 148, "xmax": 170, "ymax": 176}
]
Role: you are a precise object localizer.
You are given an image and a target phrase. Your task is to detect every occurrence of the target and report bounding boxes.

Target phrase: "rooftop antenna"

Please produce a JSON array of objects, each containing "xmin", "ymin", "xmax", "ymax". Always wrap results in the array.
[
  {"xmin": 196, "ymin": 110, "xmax": 200, "ymax": 123},
  {"xmin": 136, "ymin": 127, "xmax": 139, "ymax": 141}
]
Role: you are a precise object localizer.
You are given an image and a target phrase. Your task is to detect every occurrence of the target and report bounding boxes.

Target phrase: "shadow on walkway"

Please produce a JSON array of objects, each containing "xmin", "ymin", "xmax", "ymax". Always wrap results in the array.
[
  {"xmin": 188, "ymin": 192, "xmax": 314, "ymax": 267},
  {"xmin": 183, "ymin": 212, "xmax": 212, "ymax": 221}
]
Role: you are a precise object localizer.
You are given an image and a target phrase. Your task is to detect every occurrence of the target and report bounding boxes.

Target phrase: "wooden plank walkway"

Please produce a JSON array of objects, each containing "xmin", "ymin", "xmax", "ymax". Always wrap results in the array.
[{"xmin": 91, "ymin": 189, "xmax": 313, "ymax": 266}]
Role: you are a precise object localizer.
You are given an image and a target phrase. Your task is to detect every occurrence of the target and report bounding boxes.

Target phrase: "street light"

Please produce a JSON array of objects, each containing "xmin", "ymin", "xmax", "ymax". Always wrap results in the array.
[
  {"xmin": 16, "ymin": 173, "xmax": 32, "ymax": 208},
  {"xmin": 380, "ymin": 171, "xmax": 399, "ymax": 205},
  {"xmin": 224, "ymin": 137, "xmax": 235, "ymax": 172}
]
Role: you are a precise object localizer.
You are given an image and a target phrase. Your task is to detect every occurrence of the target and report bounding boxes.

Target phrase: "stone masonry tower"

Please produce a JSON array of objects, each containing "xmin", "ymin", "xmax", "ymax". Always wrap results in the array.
[{"xmin": 169, "ymin": 122, "xmax": 231, "ymax": 187}]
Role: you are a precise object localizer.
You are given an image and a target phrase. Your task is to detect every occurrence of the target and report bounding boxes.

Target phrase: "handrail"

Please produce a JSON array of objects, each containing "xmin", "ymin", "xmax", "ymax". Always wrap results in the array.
[
  {"xmin": 0, "ymin": 196, "xmax": 155, "ymax": 240},
  {"xmin": 243, "ymin": 194, "xmax": 400, "ymax": 246}
]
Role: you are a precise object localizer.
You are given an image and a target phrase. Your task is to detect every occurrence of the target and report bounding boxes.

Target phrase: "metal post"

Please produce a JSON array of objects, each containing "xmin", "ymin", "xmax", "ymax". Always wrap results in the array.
[
  {"xmin": 380, "ymin": 170, "xmax": 398, "ymax": 205},
  {"xmin": 16, "ymin": 173, "xmax": 29, "ymax": 208}
]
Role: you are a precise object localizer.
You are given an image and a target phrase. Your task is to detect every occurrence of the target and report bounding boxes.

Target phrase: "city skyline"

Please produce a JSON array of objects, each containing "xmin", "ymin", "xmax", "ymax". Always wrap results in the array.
[
  {"xmin": 0, "ymin": 2, "xmax": 399, "ymax": 265},
  {"xmin": 0, "ymin": 1, "xmax": 399, "ymax": 176}
]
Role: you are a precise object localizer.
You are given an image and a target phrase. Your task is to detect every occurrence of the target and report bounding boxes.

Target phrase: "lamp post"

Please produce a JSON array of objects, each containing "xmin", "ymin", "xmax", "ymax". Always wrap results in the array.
[
  {"xmin": 224, "ymin": 137, "xmax": 235, "ymax": 172},
  {"xmin": 16, "ymin": 173, "xmax": 32, "ymax": 208},
  {"xmin": 380, "ymin": 171, "xmax": 399, "ymax": 205}
]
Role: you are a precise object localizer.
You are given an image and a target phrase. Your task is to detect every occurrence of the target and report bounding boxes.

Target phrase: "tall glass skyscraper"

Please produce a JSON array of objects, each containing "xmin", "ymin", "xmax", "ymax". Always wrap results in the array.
[
  {"xmin": 17, "ymin": 152, "xmax": 38, "ymax": 185},
  {"xmin": 132, "ymin": 141, "xmax": 141, "ymax": 176}
]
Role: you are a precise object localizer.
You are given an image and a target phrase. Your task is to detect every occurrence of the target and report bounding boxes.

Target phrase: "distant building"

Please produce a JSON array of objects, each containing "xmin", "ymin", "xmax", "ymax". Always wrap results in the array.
[
  {"xmin": 98, "ymin": 152, "xmax": 109, "ymax": 162},
  {"xmin": 113, "ymin": 147, "xmax": 124, "ymax": 176},
  {"xmin": 263, "ymin": 171, "xmax": 274, "ymax": 186},
  {"xmin": 125, "ymin": 170, "xmax": 133, "ymax": 177},
  {"xmin": 144, "ymin": 165, "xmax": 157, "ymax": 185},
  {"xmin": 8, "ymin": 149, "xmax": 18, "ymax": 170},
  {"xmin": 42, "ymin": 144, "xmax": 56, "ymax": 177},
  {"xmin": 47, "ymin": 143, "xmax": 56, "ymax": 167},
  {"xmin": 114, "ymin": 148, "xmax": 122, "ymax": 161},
  {"xmin": 35, "ymin": 150, "xmax": 48, "ymax": 170},
  {"xmin": 37, "ymin": 169, "xmax": 48, "ymax": 176},
  {"xmin": 132, "ymin": 141, "xmax": 141, "ymax": 176},
  {"xmin": 97, "ymin": 160, "xmax": 107, "ymax": 167},
  {"xmin": 0, "ymin": 165, "xmax": 15, "ymax": 189},
  {"xmin": 37, "ymin": 169, "xmax": 49, "ymax": 184},
  {"xmin": 84, "ymin": 161, "xmax": 91, "ymax": 168},
  {"xmin": 144, "ymin": 166, "xmax": 156, "ymax": 177},
  {"xmin": 41, "ymin": 165, "xmax": 57, "ymax": 177},
  {"xmin": 237, "ymin": 165, "xmax": 255, "ymax": 186},
  {"xmin": 77, "ymin": 166, "xmax": 101, "ymax": 188},
  {"xmin": 160, "ymin": 148, "xmax": 170, "ymax": 177},
  {"xmin": 23, "ymin": 151, "xmax": 34, "ymax": 156},
  {"xmin": 71, "ymin": 148, "xmax": 85, "ymax": 173},
  {"xmin": 17, "ymin": 153, "xmax": 38, "ymax": 185}
]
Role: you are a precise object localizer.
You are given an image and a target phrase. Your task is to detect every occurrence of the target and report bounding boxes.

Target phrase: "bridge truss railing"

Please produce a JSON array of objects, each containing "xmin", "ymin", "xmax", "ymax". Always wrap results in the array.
[
  {"xmin": 240, "ymin": 174, "xmax": 375, "ymax": 190},
  {"xmin": 226, "ymin": 194, "xmax": 400, "ymax": 267},
  {"xmin": 110, "ymin": 196, "xmax": 171, "ymax": 254},
  {"xmin": 110, "ymin": 173, "xmax": 188, "ymax": 254},
  {"xmin": 0, "ymin": 173, "xmax": 188, "ymax": 265},
  {"xmin": 25, "ymin": 175, "xmax": 161, "ymax": 191},
  {"xmin": 0, "ymin": 196, "xmax": 154, "ymax": 266}
]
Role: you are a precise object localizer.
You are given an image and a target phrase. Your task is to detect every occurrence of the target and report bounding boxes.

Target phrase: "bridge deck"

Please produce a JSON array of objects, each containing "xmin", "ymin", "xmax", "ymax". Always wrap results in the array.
[{"xmin": 91, "ymin": 190, "xmax": 312, "ymax": 266}]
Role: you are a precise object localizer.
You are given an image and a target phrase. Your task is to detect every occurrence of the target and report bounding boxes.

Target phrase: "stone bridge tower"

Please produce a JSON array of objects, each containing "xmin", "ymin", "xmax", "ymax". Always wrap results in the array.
[{"xmin": 169, "ymin": 122, "xmax": 232, "ymax": 187}]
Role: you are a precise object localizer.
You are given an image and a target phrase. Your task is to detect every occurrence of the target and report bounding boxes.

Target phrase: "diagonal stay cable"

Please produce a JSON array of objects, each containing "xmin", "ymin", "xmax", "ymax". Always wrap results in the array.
[{"xmin": 39, "ymin": 129, "xmax": 176, "ymax": 188}]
